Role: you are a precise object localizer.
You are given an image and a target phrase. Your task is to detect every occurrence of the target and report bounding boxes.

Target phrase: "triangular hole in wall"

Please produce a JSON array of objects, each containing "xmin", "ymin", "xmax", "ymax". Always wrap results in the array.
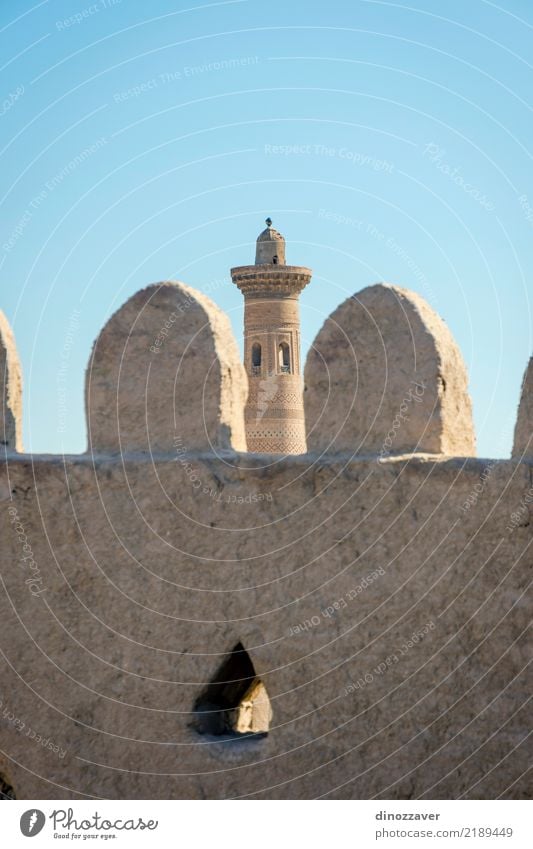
[
  {"xmin": 193, "ymin": 642, "xmax": 272, "ymax": 739},
  {"xmin": 0, "ymin": 773, "xmax": 16, "ymax": 799}
]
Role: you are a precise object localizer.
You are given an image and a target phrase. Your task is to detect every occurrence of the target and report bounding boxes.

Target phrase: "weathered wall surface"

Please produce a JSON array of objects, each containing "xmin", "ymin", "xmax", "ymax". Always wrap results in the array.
[
  {"xmin": 0, "ymin": 311, "xmax": 23, "ymax": 453},
  {"xmin": 0, "ymin": 282, "xmax": 530, "ymax": 800},
  {"xmin": 304, "ymin": 285, "xmax": 476, "ymax": 457},
  {"xmin": 86, "ymin": 282, "xmax": 248, "ymax": 454},
  {"xmin": 0, "ymin": 454, "xmax": 530, "ymax": 800},
  {"xmin": 513, "ymin": 357, "xmax": 533, "ymax": 460}
]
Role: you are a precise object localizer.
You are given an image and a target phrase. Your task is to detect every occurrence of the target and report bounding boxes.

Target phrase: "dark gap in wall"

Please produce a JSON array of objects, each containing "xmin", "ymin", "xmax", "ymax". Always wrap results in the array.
[
  {"xmin": 192, "ymin": 642, "xmax": 271, "ymax": 739},
  {"xmin": 0, "ymin": 774, "xmax": 16, "ymax": 799}
]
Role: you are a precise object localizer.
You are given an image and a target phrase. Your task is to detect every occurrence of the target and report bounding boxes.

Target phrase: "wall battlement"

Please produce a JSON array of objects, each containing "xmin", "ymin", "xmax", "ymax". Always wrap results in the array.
[
  {"xmin": 0, "ymin": 281, "xmax": 531, "ymax": 800},
  {"xmin": 1, "ymin": 281, "xmax": 531, "ymax": 459}
]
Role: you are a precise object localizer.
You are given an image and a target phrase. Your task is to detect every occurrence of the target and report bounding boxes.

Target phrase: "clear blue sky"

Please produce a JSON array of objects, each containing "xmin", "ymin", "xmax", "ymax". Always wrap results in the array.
[{"xmin": 1, "ymin": 0, "xmax": 531, "ymax": 457}]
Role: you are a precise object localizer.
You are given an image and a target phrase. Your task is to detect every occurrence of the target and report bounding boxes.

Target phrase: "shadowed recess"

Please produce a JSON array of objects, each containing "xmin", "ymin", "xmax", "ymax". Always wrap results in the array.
[
  {"xmin": 0, "ymin": 773, "xmax": 16, "ymax": 800},
  {"xmin": 192, "ymin": 642, "xmax": 272, "ymax": 738}
]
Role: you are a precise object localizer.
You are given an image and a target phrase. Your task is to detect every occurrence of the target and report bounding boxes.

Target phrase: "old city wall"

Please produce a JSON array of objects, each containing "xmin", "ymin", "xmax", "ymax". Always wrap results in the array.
[{"xmin": 0, "ymin": 282, "xmax": 530, "ymax": 799}]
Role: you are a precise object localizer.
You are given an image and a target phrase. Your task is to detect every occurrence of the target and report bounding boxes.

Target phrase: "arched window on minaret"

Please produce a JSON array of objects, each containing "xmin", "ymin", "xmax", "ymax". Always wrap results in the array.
[
  {"xmin": 251, "ymin": 342, "xmax": 262, "ymax": 375},
  {"xmin": 279, "ymin": 342, "xmax": 290, "ymax": 373}
]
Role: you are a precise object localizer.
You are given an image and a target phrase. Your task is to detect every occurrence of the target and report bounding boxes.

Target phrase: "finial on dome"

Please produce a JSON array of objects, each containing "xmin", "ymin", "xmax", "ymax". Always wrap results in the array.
[{"xmin": 255, "ymin": 218, "xmax": 286, "ymax": 265}]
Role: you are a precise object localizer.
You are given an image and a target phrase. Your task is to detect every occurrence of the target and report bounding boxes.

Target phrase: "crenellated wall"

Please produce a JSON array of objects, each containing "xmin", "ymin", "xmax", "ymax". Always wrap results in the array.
[
  {"xmin": 0, "ymin": 282, "xmax": 530, "ymax": 800},
  {"xmin": 513, "ymin": 357, "xmax": 533, "ymax": 460},
  {"xmin": 85, "ymin": 281, "xmax": 248, "ymax": 455},
  {"xmin": 304, "ymin": 284, "xmax": 476, "ymax": 458},
  {"xmin": 0, "ymin": 311, "xmax": 23, "ymax": 454}
]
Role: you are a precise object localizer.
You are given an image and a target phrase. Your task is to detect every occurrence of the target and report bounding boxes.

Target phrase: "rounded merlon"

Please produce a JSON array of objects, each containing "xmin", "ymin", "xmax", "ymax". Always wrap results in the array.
[
  {"xmin": 85, "ymin": 281, "xmax": 247, "ymax": 454},
  {"xmin": 512, "ymin": 356, "xmax": 533, "ymax": 459},
  {"xmin": 0, "ymin": 310, "xmax": 23, "ymax": 453},
  {"xmin": 304, "ymin": 283, "xmax": 476, "ymax": 457}
]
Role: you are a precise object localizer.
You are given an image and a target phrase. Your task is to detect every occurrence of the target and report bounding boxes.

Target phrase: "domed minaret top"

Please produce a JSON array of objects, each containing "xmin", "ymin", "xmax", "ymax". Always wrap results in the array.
[
  {"xmin": 231, "ymin": 218, "xmax": 311, "ymax": 297},
  {"xmin": 255, "ymin": 217, "xmax": 286, "ymax": 265}
]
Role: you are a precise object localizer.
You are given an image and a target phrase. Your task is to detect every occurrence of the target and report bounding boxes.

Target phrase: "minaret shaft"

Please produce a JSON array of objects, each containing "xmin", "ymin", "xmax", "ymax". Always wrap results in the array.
[{"xmin": 231, "ymin": 221, "xmax": 312, "ymax": 455}]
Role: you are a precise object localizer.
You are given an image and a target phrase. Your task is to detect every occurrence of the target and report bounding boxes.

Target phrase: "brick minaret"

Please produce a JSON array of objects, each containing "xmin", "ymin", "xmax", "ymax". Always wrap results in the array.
[{"xmin": 231, "ymin": 219, "xmax": 312, "ymax": 454}]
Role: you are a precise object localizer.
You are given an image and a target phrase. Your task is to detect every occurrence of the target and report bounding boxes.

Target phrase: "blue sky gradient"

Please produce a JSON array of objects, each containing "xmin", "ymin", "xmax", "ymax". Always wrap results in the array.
[{"xmin": 1, "ymin": 0, "xmax": 531, "ymax": 456}]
